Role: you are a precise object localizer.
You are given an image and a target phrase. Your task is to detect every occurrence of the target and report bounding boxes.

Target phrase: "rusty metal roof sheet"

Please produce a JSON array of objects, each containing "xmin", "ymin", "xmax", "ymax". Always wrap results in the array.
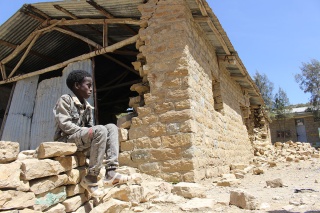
[{"xmin": 0, "ymin": 0, "xmax": 263, "ymax": 105}]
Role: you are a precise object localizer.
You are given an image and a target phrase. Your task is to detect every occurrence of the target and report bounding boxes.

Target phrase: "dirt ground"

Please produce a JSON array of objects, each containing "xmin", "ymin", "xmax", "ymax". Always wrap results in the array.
[{"xmin": 123, "ymin": 158, "xmax": 320, "ymax": 213}]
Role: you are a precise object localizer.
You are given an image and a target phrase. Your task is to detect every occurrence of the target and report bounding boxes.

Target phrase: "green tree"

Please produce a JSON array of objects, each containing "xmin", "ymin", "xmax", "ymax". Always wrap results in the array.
[
  {"xmin": 295, "ymin": 59, "xmax": 320, "ymax": 118},
  {"xmin": 253, "ymin": 71, "xmax": 274, "ymax": 111},
  {"xmin": 273, "ymin": 87, "xmax": 292, "ymax": 142}
]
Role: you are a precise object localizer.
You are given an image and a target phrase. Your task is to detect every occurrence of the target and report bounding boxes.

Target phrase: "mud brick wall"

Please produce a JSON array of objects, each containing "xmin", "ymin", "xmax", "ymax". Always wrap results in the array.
[{"xmin": 119, "ymin": 0, "xmax": 254, "ymax": 182}]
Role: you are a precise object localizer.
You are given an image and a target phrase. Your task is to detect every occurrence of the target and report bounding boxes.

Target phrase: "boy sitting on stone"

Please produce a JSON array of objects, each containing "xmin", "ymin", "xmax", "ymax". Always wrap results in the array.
[{"xmin": 53, "ymin": 70, "xmax": 140, "ymax": 197}]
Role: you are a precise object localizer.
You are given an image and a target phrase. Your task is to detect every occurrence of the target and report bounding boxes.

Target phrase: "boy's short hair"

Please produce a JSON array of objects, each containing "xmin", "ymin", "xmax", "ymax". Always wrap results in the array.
[{"xmin": 66, "ymin": 70, "xmax": 92, "ymax": 90}]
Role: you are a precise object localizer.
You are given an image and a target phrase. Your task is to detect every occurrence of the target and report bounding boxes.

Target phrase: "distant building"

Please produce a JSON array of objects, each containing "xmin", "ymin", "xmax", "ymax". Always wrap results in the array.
[{"xmin": 270, "ymin": 107, "xmax": 320, "ymax": 147}]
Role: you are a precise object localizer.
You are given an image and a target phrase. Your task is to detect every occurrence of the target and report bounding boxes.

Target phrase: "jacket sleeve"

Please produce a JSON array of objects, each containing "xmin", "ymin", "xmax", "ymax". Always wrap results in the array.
[
  {"xmin": 53, "ymin": 95, "xmax": 86, "ymax": 135},
  {"xmin": 87, "ymin": 112, "xmax": 94, "ymax": 127}
]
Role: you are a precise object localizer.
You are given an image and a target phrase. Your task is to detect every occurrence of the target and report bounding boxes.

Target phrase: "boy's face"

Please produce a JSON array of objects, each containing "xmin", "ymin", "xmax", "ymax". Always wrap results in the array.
[{"xmin": 74, "ymin": 77, "xmax": 93, "ymax": 101}]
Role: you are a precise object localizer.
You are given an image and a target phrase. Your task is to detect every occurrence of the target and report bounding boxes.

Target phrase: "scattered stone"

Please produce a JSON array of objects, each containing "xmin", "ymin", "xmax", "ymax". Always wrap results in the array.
[
  {"xmin": 90, "ymin": 198, "xmax": 130, "ymax": 213},
  {"xmin": 37, "ymin": 142, "xmax": 77, "ymax": 159},
  {"xmin": 29, "ymin": 174, "xmax": 68, "ymax": 194},
  {"xmin": 259, "ymin": 202, "xmax": 270, "ymax": 210},
  {"xmin": 34, "ymin": 186, "xmax": 67, "ymax": 211},
  {"xmin": 73, "ymin": 201, "xmax": 94, "ymax": 213},
  {"xmin": 172, "ymin": 182, "xmax": 206, "ymax": 198},
  {"xmin": 62, "ymin": 194, "xmax": 87, "ymax": 212},
  {"xmin": 0, "ymin": 141, "xmax": 19, "ymax": 163},
  {"xmin": 243, "ymin": 165, "xmax": 255, "ymax": 173},
  {"xmin": 230, "ymin": 164, "xmax": 248, "ymax": 170},
  {"xmin": 229, "ymin": 189, "xmax": 259, "ymax": 210},
  {"xmin": 268, "ymin": 161, "xmax": 277, "ymax": 167},
  {"xmin": 0, "ymin": 190, "xmax": 35, "ymax": 210},
  {"xmin": 102, "ymin": 184, "xmax": 144, "ymax": 204},
  {"xmin": 0, "ymin": 161, "xmax": 21, "ymax": 189},
  {"xmin": 253, "ymin": 167, "xmax": 264, "ymax": 175},
  {"xmin": 289, "ymin": 198, "xmax": 301, "ymax": 206},
  {"xmin": 272, "ymin": 195, "xmax": 283, "ymax": 200},
  {"xmin": 152, "ymin": 193, "xmax": 185, "ymax": 204},
  {"xmin": 43, "ymin": 203, "xmax": 66, "ymax": 213},
  {"xmin": 132, "ymin": 206, "xmax": 144, "ymax": 212},
  {"xmin": 21, "ymin": 158, "xmax": 66, "ymax": 180},
  {"xmin": 179, "ymin": 198, "xmax": 215, "ymax": 212},
  {"xmin": 234, "ymin": 173, "xmax": 245, "ymax": 179},
  {"xmin": 66, "ymin": 184, "xmax": 85, "ymax": 197},
  {"xmin": 65, "ymin": 167, "xmax": 87, "ymax": 185},
  {"xmin": 119, "ymin": 128, "xmax": 129, "ymax": 142},
  {"xmin": 282, "ymin": 204, "xmax": 295, "ymax": 211},
  {"xmin": 17, "ymin": 150, "xmax": 37, "ymax": 160},
  {"xmin": 19, "ymin": 209, "xmax": 42, "ymax": 213},
  {"xmin": 17, "ymin": 180, "xmax": 30, "ymax": 192},
  {"xmin": 217, "ymin": 179, "xmax": 240, "ymax": 187},
  {"xmin": 266, "ymin": 178, "xmax": 283, "ymax": 188}
]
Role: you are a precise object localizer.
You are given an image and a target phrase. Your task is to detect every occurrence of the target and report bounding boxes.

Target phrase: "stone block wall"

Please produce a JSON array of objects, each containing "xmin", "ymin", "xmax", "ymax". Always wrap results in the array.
[
  {"xmin": 0, "ymin": 141, "xmax": 90, "ymax": 212},
  {"xmin": 119, "ymin": 0, "xmax": 255, "ymax": 182}
]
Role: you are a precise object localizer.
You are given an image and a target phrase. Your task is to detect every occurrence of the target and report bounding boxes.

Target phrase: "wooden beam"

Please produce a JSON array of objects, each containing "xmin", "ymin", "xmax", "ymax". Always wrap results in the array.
[
  {"xmin": 97, "ymin": 79, "xmax": 141, "ymax": 92},
  {"xmin": 0, "ymin": 63, "xmax": 7, "ymax": 80},
  {"xmin": 0, "ymin": 39, "xmax": 57, "ymax": 63},
  {"xmin": 21, "ymin": 10, "xmax": 44, "ymax": 22},
  {"xmin": 194, "ymin": 16, "xmax": 209, "ymax": 22},
  {"xmin": 230, "ymin": 75, "xmax": 246, "ymax": 81},
  {"xmin": 101, "ymin": 54, "xmax": 137, "ymax": 74},
  {"xmin": 0, "ymin": 35, "xmax": 139, "ymax": 85},
  {"xmin": 48, "ymin": 18, "xmax": 141, "ymax": 26},
  {"xmin": 0, "ymin": 19, "xmax": 61, "ymax": 65},
  {"xmin": 53, "ymin": 4, "xmax": 102, "ymax": 35},
  {"xmin": 86, "ymin": 0, "xmax": 113, "ymax": 19},
  {"xmin": 0, "ymin": 83, "xmax": 16, "ymax": 139},
  {"xmin": 86, "ymin": 0, "xmax": 137, "ymax": 34},
  {"xmin": 194, "ymin": 16, "xmax": 230, "ymax": 55},
  {"xmin": 195, "ymin": 0, "xmax": 208, "ymax": 16},
  {"xmin": 53, "ymin": 5, "xmax": 77, "ymax": 19},
  {"xmin": 8, "ymin": 33, "xmax": 40, "ymax": 78},
  {"xmin": 112, "ymin": 50, "xmax": 138, "ymax": 56},
  {"xmin": 206, "ymin": 20, "xmax": 230, "ymax": 55},
  {"xmin": 103, "ymin": 22, "xmax": 108, "ymax": 47},
  {"xmin": 53, "ymin": 27, "xmax": 101, "ymax": 49},
  {"xmin": 26, "ymin": 4, "xmax": 51, "ymax": 19},
  {"xmin": 53, "ymin": 27, "xmax": 137, "ymax": 74}
]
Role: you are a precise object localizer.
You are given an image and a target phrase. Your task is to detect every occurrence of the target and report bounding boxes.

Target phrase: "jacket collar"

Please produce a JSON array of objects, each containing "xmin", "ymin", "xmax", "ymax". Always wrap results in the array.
[{"xmin": 70, "ymin": 92, "xmax": 94, "ymax": 109}]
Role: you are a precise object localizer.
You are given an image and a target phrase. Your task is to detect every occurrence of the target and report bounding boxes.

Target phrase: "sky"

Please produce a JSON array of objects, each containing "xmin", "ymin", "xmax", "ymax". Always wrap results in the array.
[
  {"xmin": 208, "ymin": 0, "xmax": 320, "ymax": 105},
  {"xmin": 1, "ymin": 1, "xmax": 319, "ymax": 105}
]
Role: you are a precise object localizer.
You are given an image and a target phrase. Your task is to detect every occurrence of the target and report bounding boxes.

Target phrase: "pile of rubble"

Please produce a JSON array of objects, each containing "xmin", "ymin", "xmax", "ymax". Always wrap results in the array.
[
  {"xmin": 252, "ymin": 140, "xmax": 320, "ymax": 166},
  {"xmin": 1, "ymin": 139, "xmax": 319, "ymax": 212}
]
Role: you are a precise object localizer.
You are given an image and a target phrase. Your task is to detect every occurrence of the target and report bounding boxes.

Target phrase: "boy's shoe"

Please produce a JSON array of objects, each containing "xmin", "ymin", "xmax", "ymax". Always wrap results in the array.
[
  {"xmin": 80, "ymin": 177, "xmax": 104, "ymax": 198},
  {"xmin": 103, "ymin": 173, "xmax": 142, "ymax": 187}
]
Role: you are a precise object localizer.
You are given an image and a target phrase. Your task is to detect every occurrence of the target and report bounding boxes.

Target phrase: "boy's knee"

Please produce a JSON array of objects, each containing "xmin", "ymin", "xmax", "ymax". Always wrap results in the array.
[
  {"xmin": 92, "ymin": 125, "xmax": 107, "ymax": 136},
  {"xmin": 105, "ymin": 123, "xmax": 118, "ymax": 132}
]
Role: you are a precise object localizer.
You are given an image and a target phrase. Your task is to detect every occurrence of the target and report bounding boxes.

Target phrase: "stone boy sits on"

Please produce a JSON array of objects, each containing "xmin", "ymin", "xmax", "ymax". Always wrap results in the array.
[{"xmin": 53, "ymin": 70, "xmax": 139, "ymax": 197}]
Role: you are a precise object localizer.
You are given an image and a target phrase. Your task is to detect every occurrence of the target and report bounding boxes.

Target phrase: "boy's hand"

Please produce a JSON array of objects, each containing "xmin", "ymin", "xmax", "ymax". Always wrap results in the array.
[{"xmin": 88, "ymin": 128, "xmax": 94, "ymax": 141}]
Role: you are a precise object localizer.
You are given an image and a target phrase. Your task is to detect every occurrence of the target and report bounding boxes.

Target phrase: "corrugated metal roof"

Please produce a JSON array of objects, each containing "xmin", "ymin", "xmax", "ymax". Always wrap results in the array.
[{"xmin": 0, "ymin": 0, "xmax": 263, "ymax": 105}]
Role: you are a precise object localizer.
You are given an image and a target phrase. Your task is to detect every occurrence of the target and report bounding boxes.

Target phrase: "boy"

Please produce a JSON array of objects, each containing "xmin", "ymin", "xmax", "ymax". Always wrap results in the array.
[{"xmin": 53, "ymin": 70, "xmax": 139, "ymax": 197}]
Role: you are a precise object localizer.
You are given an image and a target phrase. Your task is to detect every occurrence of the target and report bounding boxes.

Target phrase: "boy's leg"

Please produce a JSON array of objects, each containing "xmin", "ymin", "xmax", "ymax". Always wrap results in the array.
[
  {"xmin": 103, "ymin": 123, "xmax": 141, "ymax": 186},
  {"xmin": 104, "ymin": 123, "xmax": 119, "ymax": 170},
  {"xmin": 87, "ymin": 125, "xmax": 109, "ymax": 176},
  {"xmin": 67, "ymin": 126, "xmax": 107, "ymax": 197}
]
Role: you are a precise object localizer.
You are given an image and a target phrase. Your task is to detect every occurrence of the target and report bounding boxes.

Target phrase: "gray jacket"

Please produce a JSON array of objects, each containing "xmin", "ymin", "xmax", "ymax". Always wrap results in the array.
[{"xmin": 53, "ymin": 94, "xmax": 94, "ymax": 141}]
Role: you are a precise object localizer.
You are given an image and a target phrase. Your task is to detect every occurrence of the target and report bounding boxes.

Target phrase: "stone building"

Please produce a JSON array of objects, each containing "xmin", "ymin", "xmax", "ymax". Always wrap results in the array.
[
  {"xmin": 270, "ymin": 107, "xmax": 320, "ymax": 147},
  {"xmin": 0, "ymin": 0, "xmax": 270, "ymax": 182}
]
